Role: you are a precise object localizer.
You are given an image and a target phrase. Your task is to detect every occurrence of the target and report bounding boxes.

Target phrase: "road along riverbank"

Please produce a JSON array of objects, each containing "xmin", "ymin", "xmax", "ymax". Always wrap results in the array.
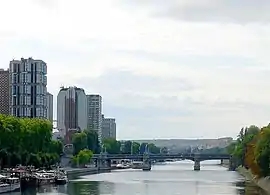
[{"xmin": 237, "ymin": 166, "xmax": 270, "ymax": 194}]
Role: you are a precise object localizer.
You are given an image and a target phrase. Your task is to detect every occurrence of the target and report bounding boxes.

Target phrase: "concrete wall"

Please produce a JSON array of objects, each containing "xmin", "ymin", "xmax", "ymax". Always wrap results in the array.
[{"xmin": 237, "ymin": 166, "xmax": 270, "ymax": 194}]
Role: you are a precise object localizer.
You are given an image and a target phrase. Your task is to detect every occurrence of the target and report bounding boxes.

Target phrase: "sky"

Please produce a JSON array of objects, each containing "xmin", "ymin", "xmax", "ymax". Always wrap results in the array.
[{"xmin": 0, "ymin": 0, "xmax": 270, "ymax": 139}]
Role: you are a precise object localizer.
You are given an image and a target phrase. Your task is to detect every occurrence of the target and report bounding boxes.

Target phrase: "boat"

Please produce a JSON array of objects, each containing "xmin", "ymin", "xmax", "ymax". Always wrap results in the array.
[
  {"xmin": 116, "ymin": 164, "xmax": 125, "ymax": 169},
  {"xmin": 142, "ymin": 166, "xmax": 151, "ymax": 171},
  {"xmin": 0, "ymin": 175, "xmax": 20, "ymax": 194},
  {"xmin": 35, "ymin": 172, "xmax": 55, "ymax": 186},
  {"xmin": 131, "ymin": 161, "xmax": 143, "ymax": 169},
  {"xmin": 142, "ymin": 163, "xmax": 151, "ymax": 171},
  {"xmin": 116, "ymin": 163, "xmax": 130, "ymax": 169},
  {"xmin": 55, "ymin": 170, "xmax": 68, "ymax": 185},
  {"xmin": 55, "ymin": 176, "xmax": 68, "ymax": 185}
]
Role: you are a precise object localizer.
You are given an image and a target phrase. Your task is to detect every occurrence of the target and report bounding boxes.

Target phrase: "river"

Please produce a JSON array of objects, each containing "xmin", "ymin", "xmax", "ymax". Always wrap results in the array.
[{"xmin": 18, "ymin": 160, "xmax": 267, "ymax": 195}]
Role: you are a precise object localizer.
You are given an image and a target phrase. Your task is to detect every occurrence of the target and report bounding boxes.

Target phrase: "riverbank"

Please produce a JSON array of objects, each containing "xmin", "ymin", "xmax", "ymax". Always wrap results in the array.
[
  {"xmin": 237, "ymin": 166, "xmax": 270, "ymax": 194},
  {"xmin": 64, "ymin": 167, "xmax": 112, "ymax": 179}
]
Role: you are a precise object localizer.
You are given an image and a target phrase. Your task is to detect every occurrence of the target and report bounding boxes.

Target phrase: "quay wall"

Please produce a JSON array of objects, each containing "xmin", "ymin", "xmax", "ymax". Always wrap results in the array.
[
  {"xmin": 236, "ymin": 166, "xmax": 270, "ymax": 194},
  {"xmin": 65, "ymin": 167, "xmax": 111, "ymax": 179}
]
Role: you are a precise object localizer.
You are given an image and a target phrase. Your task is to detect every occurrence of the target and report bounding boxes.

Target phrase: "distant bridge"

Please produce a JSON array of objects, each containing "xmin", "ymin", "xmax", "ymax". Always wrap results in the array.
[{"xmin": 92, "ymin": 153, "xmax": 231, "ymax": 161}]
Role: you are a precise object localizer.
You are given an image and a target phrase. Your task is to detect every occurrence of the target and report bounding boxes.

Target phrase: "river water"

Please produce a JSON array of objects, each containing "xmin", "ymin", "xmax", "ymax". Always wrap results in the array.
[{"xmin": 19, "ymin": 160, "xmax": 267, "ymax": 195}]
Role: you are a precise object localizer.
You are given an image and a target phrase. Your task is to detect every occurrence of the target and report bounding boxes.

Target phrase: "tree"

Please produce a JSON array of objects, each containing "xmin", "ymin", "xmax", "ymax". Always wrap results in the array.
[
  {"xmin": 0, "ymin": 114, "xmax": 60, "ymax": 169},
  {"xmin": 255, "ymin": 127, "xmax": 270, "ymax": 177},
  {"xmin": 245, "ymin": 136, "xmax": 261, "ymax": 176},
  {"xmin": 74, "ymin": 149, "xmax": 93, "ymax": 167},
  {"xmin": 84, "ymin": 129, "xmax": 100, "ymax": 154},
  {"xmin": 148, "ymin": 143, "xmax": 160, "ymax": 154},
  {"xmin": 139, "ymin": 143, "xmax": 148, "ymax": 154},
  {"xmin": 131, "ymin": 142, "xmax": 140, "ymax": 154},
  {"xmin": 72, "ymin": 132, "xmax": 87, "ymax": 155},
  {"xmin": 122, "ymin": 141, "xmax": 132, "ymax": 154},
  {"xmin": 228, "ymin": 125, "xmax": 260, "ymax": 167},
  {"xmin": 102, "ymin": 138, "xmax": 121, "ymax": 154},
  {"xmin": 49, "ymin": 140, "xmax": 63, "ymax": 156}
]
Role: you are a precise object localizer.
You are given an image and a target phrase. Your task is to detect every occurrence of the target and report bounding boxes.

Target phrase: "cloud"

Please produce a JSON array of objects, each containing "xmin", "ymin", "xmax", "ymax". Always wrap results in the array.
[
  {"xmin": 0, "ymin": 0, "xmax": 270, "ymax": 139},
  {"xmin": 119, "ymin": 0, "xmax": 270, "ymax": 23},
  {"xmin": 32, "ymin": 0, "xmax": 58, "ymax": 9}
]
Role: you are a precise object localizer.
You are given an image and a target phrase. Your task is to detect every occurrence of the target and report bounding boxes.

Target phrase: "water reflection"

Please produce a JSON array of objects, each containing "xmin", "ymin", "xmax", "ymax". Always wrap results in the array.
[
  {"xmin": 14, "ymin": 161, "xmax": 268, "ymax": 195},
  {"xmin": 67, "ymin": 181, "xmax": 99, "ymax": 195}
]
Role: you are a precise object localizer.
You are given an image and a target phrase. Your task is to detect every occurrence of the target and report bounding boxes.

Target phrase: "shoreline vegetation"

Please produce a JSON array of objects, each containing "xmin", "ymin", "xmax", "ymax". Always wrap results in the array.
[
  {"xmin": 0, "ymin": 114, "xmax": 164, "ymax": 169},
  {"xmin": 227, "ymin": 125, "xmax": 270, "ymax": 194},
  {"xmin": 0, "ymin": 114, "xmax": 63, "ymax": 169}
]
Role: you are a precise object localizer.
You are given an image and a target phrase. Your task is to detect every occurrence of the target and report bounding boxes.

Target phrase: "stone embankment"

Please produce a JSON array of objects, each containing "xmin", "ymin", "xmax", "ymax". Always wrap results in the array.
[
  {"xmin": 64, "ymin": 167, "xmax": 111, "ymax": 179},
  {"xmin": 237, "ymin": 166, "xmax": 270, "ymax": 194}
]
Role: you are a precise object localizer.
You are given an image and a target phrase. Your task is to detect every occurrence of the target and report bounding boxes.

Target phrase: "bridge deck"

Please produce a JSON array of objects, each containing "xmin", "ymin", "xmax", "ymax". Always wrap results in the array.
[{"xmin": 92, "ymin": 153, "xmax": 231, "ymax": 161}]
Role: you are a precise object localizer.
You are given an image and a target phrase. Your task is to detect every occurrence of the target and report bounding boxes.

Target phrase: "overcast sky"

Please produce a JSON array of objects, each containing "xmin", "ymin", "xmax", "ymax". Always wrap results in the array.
[{"xmin": 0, "ymin": 0, "xmax": 270, "ymax": 139}]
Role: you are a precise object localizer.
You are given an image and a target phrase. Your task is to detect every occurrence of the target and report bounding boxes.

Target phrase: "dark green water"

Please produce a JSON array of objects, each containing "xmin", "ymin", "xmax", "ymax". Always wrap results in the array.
[{"xmin": 15, "ymin": 161, "xmax": 267, "ymax": 195}]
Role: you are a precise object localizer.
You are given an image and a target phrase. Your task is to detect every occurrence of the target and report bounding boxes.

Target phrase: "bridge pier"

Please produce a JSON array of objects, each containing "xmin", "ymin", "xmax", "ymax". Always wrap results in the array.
[
  {"xmin": 142, "ymin": 153, "xmax": 152, "ymax": 171},
  {"xmin": 106, "ymin": 159, "xmax": 111, "ymax": 168},
  {"xmin": 220, "ymin": 159, "xmax": 224, "ymax": 165},
  {"xmin": 229, "ymin": 156, "xmax": 236, "ymax": 171},
  {"xmin": 194, "ymin": 160, "xmax": 200, "ymax": 171}
]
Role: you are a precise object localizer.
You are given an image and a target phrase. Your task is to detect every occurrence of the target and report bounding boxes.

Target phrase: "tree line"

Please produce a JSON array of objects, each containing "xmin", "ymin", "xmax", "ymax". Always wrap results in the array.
[
  {"xmin": 71, "ymin": 131, "xmax": 168, "ymax": 166},
  {"xmin": 227, "ymin": 125, "xmax": 270, "ymax": 177},
  {"xmin": 0, "ymin": 114, "xmax": 63, "ymax": 169}
]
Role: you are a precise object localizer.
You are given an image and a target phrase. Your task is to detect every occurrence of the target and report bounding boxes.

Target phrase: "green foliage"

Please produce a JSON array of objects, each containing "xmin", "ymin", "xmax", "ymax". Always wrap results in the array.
[
  {"xmin": 255, "ymin": 127, "xmax": 270, "ymax": 177},
  {"xmin": 72, "ymin": 149, "xmax": 93, "ymax": 167},
  {"xmin": 0, "ymin": 114, "xmax": 61, "ymax": 169},
  {"xmin": 229, "ymin": 124, "xmax": 270, "ymax": 178},
  {"xmin": 131, "ymin": 142, "xmax": 140, "ymax": 154},
  {"xmin": 122, "ymin": 141, "xmax": 132, "ymax": 154},
  {"xmin": 148, "ymin": 143, "xmax": 160, "ymax": 154},
  {"xmin": 84, "ymin": 129, "xmax": 100, "ymax": 154},
  {"xmin": 72, "ymin": 132, "xmax": 87, "ymax": 155},
  {"xmin": 102, "ymin": 138, "xmax": 121, "ymax": 154}
]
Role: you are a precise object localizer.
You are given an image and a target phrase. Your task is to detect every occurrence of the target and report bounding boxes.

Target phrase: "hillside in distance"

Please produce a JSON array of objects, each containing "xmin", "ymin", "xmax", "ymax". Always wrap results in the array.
[{"xmin": 127, "ymin": 137, "xmax": 233, "ymax": 152}]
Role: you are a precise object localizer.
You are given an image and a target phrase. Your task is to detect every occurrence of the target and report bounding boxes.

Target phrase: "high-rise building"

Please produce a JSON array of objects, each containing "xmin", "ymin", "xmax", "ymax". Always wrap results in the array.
[
  {"xmin": 0, "ymin": 69, "xmax": 9, "ymax": 115},
  {"xmin": 57, "ymin": 86, "xmax": 87, "ymax": 144},
  {"xmin": 46, "ymin": 92, "xmax": 53, "ymax": 122},
  {"xmin": 102, "ymin": 114, "xmax": 116, "ymax": 140},
  {"xmin": 9, "ymin": 58, "xmax": 47, "ymax": 118},
  {"xmin": 87, "ymin": 95, "xmax": 102, "ymax": 142}
]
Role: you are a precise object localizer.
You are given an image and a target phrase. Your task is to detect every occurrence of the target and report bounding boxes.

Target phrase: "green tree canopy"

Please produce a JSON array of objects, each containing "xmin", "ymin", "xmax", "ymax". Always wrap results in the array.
[
  {"xmin": 0, "ymin": 114, "xmax": 60, "ymax": 169},
  {"xmin": 255, "ymin": 127, "xmax": 270, "ymax": 177},
  {"xmin": 148, "ymin": 143, "xmax": 160, "ymax": 154},
  {"xmin": 84, "ymin": 129, "xmax": 100, "ymax": 154},
  {"xmin": 122, "ymin": 141, "xmax": 132, "ymax": 154},
  {"xmin": 72, "ymin": 132, "xmax": 87, "ymax": 155},
  {"xmin": 102, "ymin": 138, "xmax": 121, "ymax": 154},
  {"xmin": 72, "ymin": 149, "xmax": 93, "ymax": 167},
  {"xmin": 131, "ymin": 142, "xmax": 140, "ymax": 154}
]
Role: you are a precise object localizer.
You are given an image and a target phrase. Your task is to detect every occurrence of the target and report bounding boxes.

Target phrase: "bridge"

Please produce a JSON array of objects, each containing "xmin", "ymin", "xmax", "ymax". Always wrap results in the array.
[
  {"xmin": 91, "ymin": 153, "xmax": 232, "ymax": 171},
  {"xmin": 92, "ymin": 153, "xmax": 230, "ymax": 161},
  {"xmin": 61, "ymin": 143, "xmax": 234, "ymax": 171}
]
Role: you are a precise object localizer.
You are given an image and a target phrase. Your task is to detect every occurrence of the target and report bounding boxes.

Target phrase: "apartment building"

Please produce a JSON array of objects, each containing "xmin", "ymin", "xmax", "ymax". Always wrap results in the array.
[
  {"xmin": 57, "ymin": 86, "xmax": 87, "ymax": 144},
  {"xmin": 46, "ymin": 92, "xmax": 53, "ymax": 122},
  {"xmin": 9, "ymin": 58, "xmax": 47, "ymax": 118},
  {"xmin": 0, "ymin": 69, "xmax": 9, "ymax": 115},
  {"xmin": 87, "ymin": 95, "xmax": 102, "ymax": 142},
  {"xmin": 102, "ymin": 114, "xmax": 116, "ymax": 140}
]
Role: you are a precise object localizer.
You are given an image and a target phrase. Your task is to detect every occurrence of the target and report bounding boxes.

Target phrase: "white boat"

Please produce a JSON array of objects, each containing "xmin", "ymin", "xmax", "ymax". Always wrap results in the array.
[
  {"xmin": 0, "ymin": 176, "xmax": 20, "ymax": 194},
  {"xmin": 131, "ymin": 161, "xmax": 143, "ymax": 169}
]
